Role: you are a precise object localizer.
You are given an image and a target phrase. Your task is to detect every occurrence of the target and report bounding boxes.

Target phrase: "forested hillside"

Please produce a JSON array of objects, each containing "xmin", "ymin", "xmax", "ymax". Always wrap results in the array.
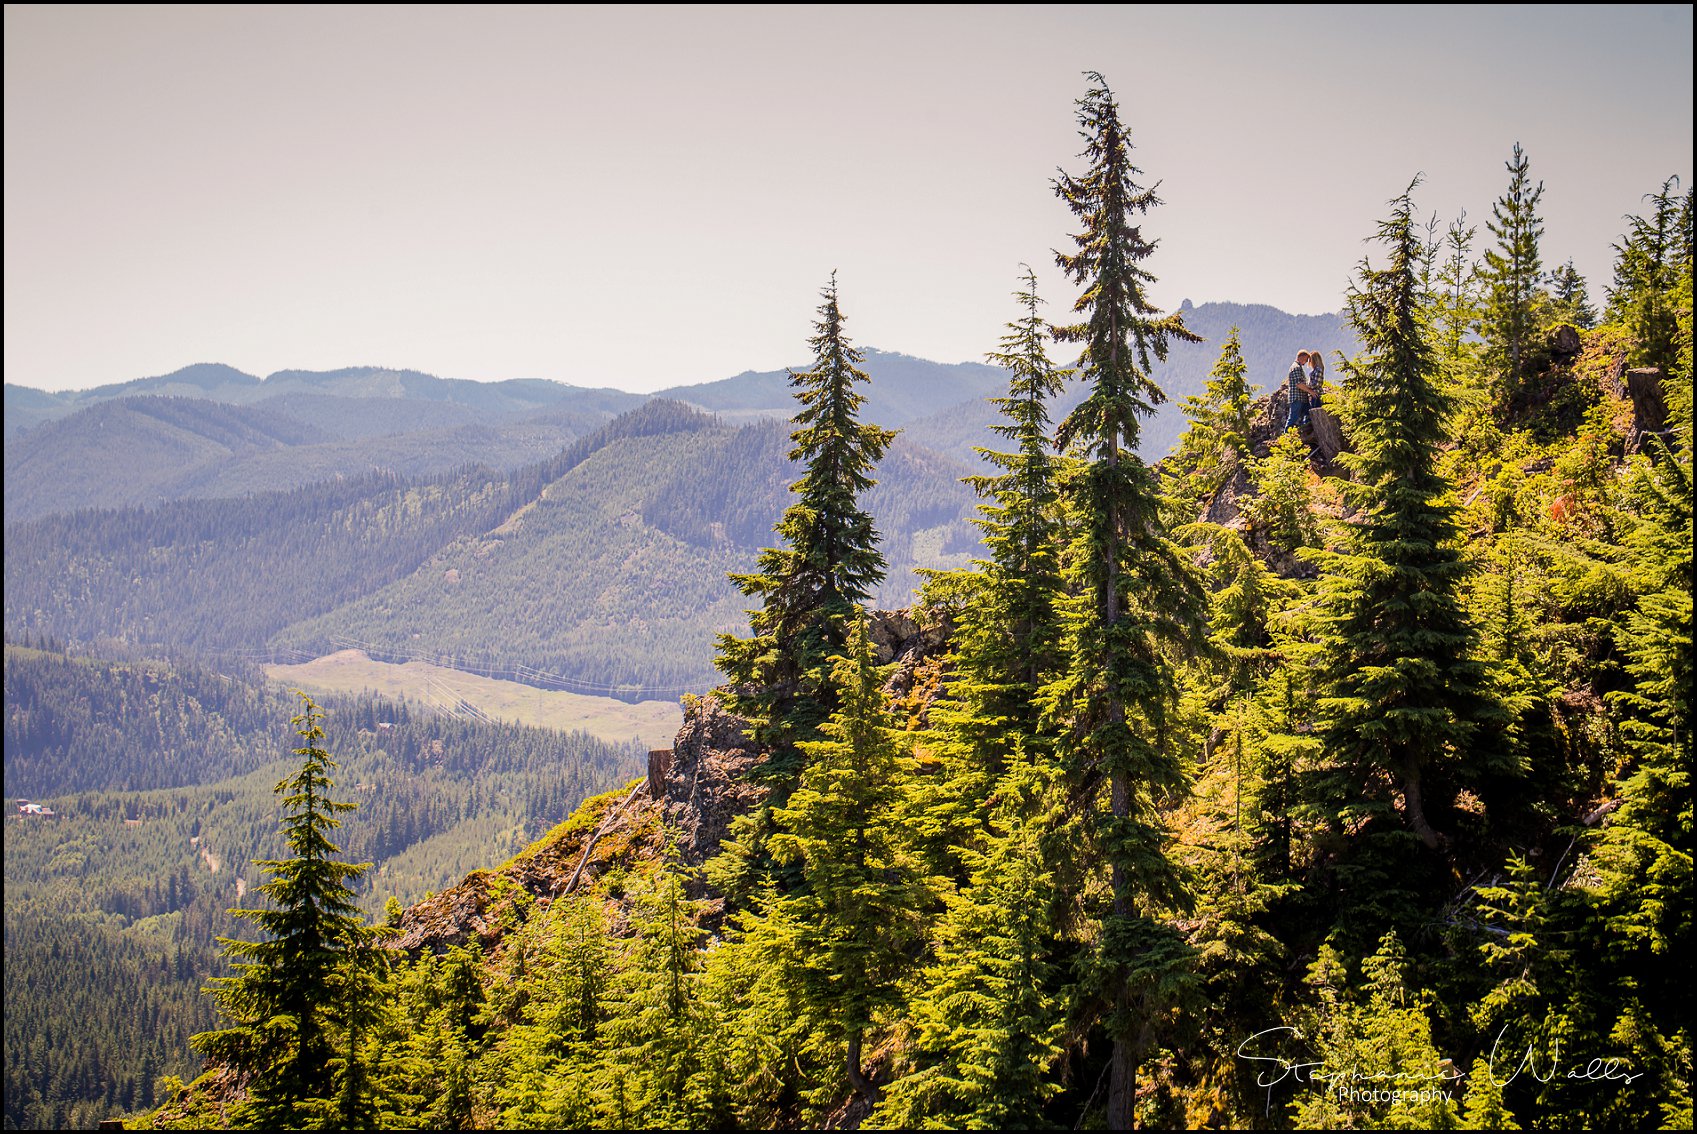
[
  {"xmin": 125, "ymin": 76, "xmax": 1691, "ymax": 1133},
  {"xmin": 2, "ymin": 643, "xmax": 645, "ymax": 1131},
  {"xmin": 2, "ymin": 363, "xmax": 643, "ymax": 442},
  {"xmin": 6, "ymin": 399, "xmax": 981, "ymax": 696},
  {"xmin": 1, "ymin": 395, "xmax": 600, "ymax": 525}
]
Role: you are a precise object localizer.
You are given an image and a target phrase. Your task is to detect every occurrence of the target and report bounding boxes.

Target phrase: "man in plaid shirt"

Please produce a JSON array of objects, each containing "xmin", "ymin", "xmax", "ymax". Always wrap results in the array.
[{"xmin": 1285, "ymin": 350, "xmax": 1316, "ymax": 430}]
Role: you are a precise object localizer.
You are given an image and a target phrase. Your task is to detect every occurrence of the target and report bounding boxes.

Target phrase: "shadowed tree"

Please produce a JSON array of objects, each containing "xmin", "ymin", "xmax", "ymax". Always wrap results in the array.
[
  {"xmin": 1044, "ymin": 70, "xmax": 1209, "ymax": 1130},
  {"xmin": 192, "ymin": 693, "xmax": 385, "ymax": 1129}
]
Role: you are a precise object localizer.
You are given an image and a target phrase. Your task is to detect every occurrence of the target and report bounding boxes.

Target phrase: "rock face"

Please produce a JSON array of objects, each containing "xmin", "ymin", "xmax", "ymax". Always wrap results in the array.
[
  {"xmin": 389, "ymin": 607, "xmax": 957, "ymax": 953},
  {"xmin": 1548, "ymin": 323, "xmax": 1583, "ymax": 361},
  {"xmin": 868, "ymin": 608, "xmax": 948, "ymax": 666},
  {"xmin": 1248, "ymin": 388, "xmax": 1348, "ymax": 466},
  {"xmin": 1203, "ymin": 458, "xmax": 1253, "ymax": 527},
  {"xmin": 651, "ymin": 693, "xmax": 765, "ymax": 869}
]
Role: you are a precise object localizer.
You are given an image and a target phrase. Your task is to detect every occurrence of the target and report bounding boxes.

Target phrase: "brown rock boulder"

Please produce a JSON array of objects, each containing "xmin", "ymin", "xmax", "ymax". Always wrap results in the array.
[{"xmin": 1547, "ymin": 323, "xmax": 1583, "ymax": 360}]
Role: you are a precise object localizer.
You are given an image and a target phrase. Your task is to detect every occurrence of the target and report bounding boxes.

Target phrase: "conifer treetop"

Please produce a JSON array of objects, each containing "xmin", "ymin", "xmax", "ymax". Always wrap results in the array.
[{"xmin": 1052, "ymin": 71, "xmax": 1200, "ymax": 458}]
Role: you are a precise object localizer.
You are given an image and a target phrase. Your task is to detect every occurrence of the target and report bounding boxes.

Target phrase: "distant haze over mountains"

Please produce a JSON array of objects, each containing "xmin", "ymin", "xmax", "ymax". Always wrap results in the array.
[
  {"xmin": 3, "ymin": 298, "xmax": 1356, "ymax": 700},
  {"xmin": 4, "ymin": 300, "xmax": 1355, "ymax": 522}
]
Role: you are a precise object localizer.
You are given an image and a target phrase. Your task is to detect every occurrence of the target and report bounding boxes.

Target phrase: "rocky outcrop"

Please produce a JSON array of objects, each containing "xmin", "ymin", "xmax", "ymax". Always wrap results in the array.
[
  {"xmin": 1202, "ymin": 458, "xmax": 1253, "ymax": 527},
  {"xmin": 1248, "ymin": 388, "xmax": 1348, "ymax": 467},
  {"xmin": 390, "ymin": 608, "xmax": 956, "ymax": 953},
  {"xmin": 1248, "ymin": 389, "xmax": 1291, "ymax": 459},
  {"xmin": 650, "ymin": 692, "xmax": 765, "ymax": 869},
  {"xmin": 1547, "ymin": 322, "xmax": 1583, "ymax": 362},
  {"xmin": 868, "ymin": 608, "xmax": 948, "ymax": 666}
]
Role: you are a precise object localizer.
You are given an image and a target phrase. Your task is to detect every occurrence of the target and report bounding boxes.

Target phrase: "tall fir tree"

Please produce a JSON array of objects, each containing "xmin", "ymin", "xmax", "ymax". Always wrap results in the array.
[
  {"xmin": 1432, "ymin": 211, "xmax": 1481, "ymax": 376},
  {"xmin": 1479, "ymin": 143, "xmax": 1546, "ymax": 399},
  {"xmin": 870, "ymin": 749, "xmax": 1068, "ymax": 1129},
  {"xmin": 766, "ymin": 613, "xmax": 933, "ymax": 1102},
  {"xmin": 1044, "ymin": 70, "xmax": 1210, "ymax": 1130},
  {"xmin": 191, "ymin": 693, "xmax": 384, "ymax": 1129},
  {"xmin": 933, "ymin": 266, "xmax": 1072, "ymax": 789},
  {"xmin": 1168, "ymin": 327, "xmax": 1256, "ymax": 510},
  {"xmin": 1307, "ymin": 183, "xmax": 1499, "ymax": 931},
  {"xmin": 715, "ymin": 274, "xmax": 897, "ymax": 787}
]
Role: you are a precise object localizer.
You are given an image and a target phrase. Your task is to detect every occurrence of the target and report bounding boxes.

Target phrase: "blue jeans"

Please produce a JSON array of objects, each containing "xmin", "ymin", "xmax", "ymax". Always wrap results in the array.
[{"xmin": 1286, "ymin": 391, "xmax": 1310, "ymax": 430}]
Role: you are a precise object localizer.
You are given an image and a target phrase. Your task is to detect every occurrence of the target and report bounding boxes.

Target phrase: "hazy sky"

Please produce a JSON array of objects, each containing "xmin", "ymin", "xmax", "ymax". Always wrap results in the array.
[{"xmin": 5, "ymin": 5, "xmax": 1692, "ymax": 395}]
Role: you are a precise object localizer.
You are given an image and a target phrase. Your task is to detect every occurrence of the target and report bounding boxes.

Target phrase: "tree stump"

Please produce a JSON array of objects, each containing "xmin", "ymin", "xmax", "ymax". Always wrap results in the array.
[
  {"xmin": 1626, "ymin": 367, "xmax": 1669, "ymax": 452},
  {"xmin": 1308, "ymin": 407, "xmax": 1347, "ymax": 464}
]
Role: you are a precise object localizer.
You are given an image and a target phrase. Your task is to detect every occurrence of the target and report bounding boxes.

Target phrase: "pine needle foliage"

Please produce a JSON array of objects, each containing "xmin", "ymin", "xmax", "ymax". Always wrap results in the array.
[
  {"xmin": 715, "ymin": 274, "xmax": 897, "ymax": 786},
  {"xmin": 933, "ymin": 267, "xmax": 1072, "ymax": 787},
  {"xmin": 191, "ymin": 693, "xmax": 384, "ymax": 1130},
  {"xmin": 767, "ymin": 613, "xmax": 933, "ymax": 1101},
  {"xmin": 1609, "ymin": 175, "xmax": 1693, "ymax": 372},
  {"xmin": 870, "ymin": 751, "xmax": 1068, "ymax": 1130},
  {"xmin": 1480, "ymin": 143, "xmax": 1547, "ymax": 397},
  {"xmin": 1306, "ymin": 183, "xmax": 1499, "ymax": 935},
  {"xmin": 1169, "ymin": 327, "xmax": 1256, "ymax": 510},
  {"xmin": 1044, "ymin": 70, "xmax": 1209, "ymax": 1130}
]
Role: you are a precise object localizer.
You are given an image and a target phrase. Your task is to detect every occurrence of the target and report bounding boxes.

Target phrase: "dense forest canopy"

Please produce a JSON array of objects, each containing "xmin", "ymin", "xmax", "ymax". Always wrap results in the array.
[{"xmin": 3, "ymin": 74, "xmax": 1690, "ymax": 1134}]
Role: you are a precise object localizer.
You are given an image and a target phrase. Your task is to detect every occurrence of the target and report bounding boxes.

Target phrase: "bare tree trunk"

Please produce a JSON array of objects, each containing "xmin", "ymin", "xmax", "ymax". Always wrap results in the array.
[
  {"xmin": 1106, "ymin": 771, "xmax": 1136, "ymax": 1130},
  {"xmin": 846, "ymin": 1028, "xmax": 878, "ymax": 1101},
  {"xmin": 1401, "ymin": 764, "xmax": 1440, "ymax": 849},
  {"xmin": 1107, "ymin": 1013, "xmax": 1137, "ymax": 1129}
]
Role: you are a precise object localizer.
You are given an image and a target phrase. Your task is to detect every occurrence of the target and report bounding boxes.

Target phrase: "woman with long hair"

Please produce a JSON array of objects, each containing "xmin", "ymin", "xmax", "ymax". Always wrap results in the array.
[{"xmin": 1308, "ymin": 350, "xmax": 1325, "ymax": 406}]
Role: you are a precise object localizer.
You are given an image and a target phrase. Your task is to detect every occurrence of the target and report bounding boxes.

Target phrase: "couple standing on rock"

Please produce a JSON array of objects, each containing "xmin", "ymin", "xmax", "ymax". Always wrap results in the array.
[{"xmin": 1285, "ymin": 350, "xmax": 1326, "ymax": 431}]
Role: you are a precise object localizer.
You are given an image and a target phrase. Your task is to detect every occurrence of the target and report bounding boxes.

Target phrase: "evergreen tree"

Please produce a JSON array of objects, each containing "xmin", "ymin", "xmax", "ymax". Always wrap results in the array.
[
  {"xmin": 1433, "ymin": 210, "xmax": 1481, "ymax": 374},
  {"xmin": 766, "ymin": 614, "xmax": 932, "ymax": 1101},
  {"xmin": 715, "ymin": 274, "xmax": 897, "ymax": 787},
  {"xmin": 966, "ymin": 266, "xmax": 1072, "ymax": 712},
  {"xmin": 1291, "ymin": 934, "xmax": 1462, "ymax": 1130},
  {"xmin": 1609, "ymin": 175, "xmax": 1692, "ymax": 372},
  {"xmin": 1479, "ymin": 143, "xmax": 1546, "ymax": 398},
  {"xmin": 927, "ymin": 266, "xmax": 1072, "ymax": 801},
  {"xmin": 1168, "ymin": 327, "xmax": 1256, "ymax": 509},
  {"xmin": 1244, "ymin": 429, "xmax": 1320, "ymax": 555},
  {"xmin": 1307, "ymin": 183, "xmax": 1498, "ymax": 925},
  {"xmin": 595, "ymin": 848, "xmax": 709, "ymax": 1128},
  {"xmin": 870, "ymin": 751, "xmax": 1066, "ymax": 1129},
  {"xmin": 1430, "ymin": 210, "xmax": 1504, "ymax": 476},
  {"xmin": 1044, "ymin": 70, "xmax": 1209, "ymax": 1130},
  {"xmin": 1459, "ymin": 1056, "xmax": 1521, "ymax": 1130},
  {"xmin": 191, "ymin": 693, "xmax": 383, "ymax": 1129},
  {"xmin": 1547, "ymin": 259, "xmax": 1596, "ymax": 330}
]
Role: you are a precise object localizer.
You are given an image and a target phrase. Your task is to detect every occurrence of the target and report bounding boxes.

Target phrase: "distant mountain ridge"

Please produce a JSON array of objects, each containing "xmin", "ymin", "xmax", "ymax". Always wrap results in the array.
[{"xmin": 3, "ymin": 301, "xmax": 1356, "ymax": 523}]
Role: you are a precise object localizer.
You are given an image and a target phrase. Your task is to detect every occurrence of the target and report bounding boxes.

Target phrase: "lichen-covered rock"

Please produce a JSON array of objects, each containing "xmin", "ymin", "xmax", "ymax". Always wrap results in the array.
[
  {"xmin": 388, "ymin": 869, "xmax": 505, "ymax": 952},
  {"xmin": 388, "ymin": 784, "xmax": 660, "ymax": 954},
  {"xmin": 1202, "ymin": 458, "xmax": 1252, "ymax": 526},
  {"xmin": 868, "ymin": 608, "xmax": 948, "ymax": 665}
]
